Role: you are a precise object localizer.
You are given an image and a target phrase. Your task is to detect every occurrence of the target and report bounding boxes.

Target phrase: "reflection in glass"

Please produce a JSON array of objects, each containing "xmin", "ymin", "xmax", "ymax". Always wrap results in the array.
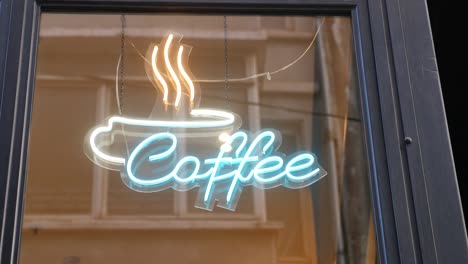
[{"xmin": 22, "ymin": 14, "xmax": 376, "ymax": 264}]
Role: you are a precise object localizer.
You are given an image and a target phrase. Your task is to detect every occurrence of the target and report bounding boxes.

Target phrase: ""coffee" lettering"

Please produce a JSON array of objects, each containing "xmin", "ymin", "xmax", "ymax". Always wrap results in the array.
[{"xmin": 123, "ymin": 130, "xmax": 326, "ymax": 211}]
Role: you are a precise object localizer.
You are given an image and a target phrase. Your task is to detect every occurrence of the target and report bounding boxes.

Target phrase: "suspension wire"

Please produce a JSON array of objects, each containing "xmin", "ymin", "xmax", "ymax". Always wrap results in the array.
[
  {"xmin": 111, "ymin": 16, "xmax": 351, "ymax": 125},
  {"xmin": 202, "ymin": 94, "xmax": 361, "ymax": 123},
  {"xmin": 116, "ymin": 14, "xmax": 126, "ymax": 115},
  {"xmin": 223, "ymin": 16, "xmax": 231, "ymax": 110},
  {"xmin": 115, "ymin": 16, "xmax": 329, "ymax": 121},
  {"xmin": 116, "ymin": 14, "xmax": 130, "ymax": 157},
  {"xmin": 115, "ymin": 56, "xmax": 122, "ymax": 115},
  {"xmin": 128, "ymin": 17, "xmax": 325, "ymax": 84}
]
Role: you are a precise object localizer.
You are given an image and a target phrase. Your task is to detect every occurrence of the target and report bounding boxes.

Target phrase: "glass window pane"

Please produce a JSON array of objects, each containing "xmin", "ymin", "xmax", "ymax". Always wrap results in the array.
[{"xmin": 21, "ymin": 13, "xmax": 376, "ymax": 264}]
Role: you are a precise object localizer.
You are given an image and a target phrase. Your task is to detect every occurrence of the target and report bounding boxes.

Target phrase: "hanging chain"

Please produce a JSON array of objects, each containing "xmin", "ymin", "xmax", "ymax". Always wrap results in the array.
[
  {"xmin": 223, "ymin": 16, "xmax": 231, "ymax": 110},
  {"xmin": 119, "ymin": 14, "xmax": 127, "ymax": 115},
  {"xmin": 118, "ymin": 14, "xmax": 131, "ymax": 157}
]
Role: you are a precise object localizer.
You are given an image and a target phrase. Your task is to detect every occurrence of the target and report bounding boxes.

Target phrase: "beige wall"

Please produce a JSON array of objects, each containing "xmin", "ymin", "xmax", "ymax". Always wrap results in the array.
[{"xmin": 21, "ymin": 230, "xmax": 277, "ymax": 264}]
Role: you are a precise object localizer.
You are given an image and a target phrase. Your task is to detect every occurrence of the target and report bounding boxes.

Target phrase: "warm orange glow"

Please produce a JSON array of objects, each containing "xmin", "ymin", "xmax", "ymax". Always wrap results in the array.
[
  {"xmin": 163, "ymin": 34, "xmax": 182, "ymax": 108},
  {"xmin": 151, "ymin": 46, "xmax": 169, "ymax": 104},
  {"xmin": 177, "ymin": 46, "xmax": 195, "ymax": 104}
]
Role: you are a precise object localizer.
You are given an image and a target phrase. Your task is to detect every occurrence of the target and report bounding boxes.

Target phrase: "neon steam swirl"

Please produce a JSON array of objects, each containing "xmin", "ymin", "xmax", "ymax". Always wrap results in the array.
[{"xmin": 150, "ymin": 33, "xmax": 196, "ymax": 108}]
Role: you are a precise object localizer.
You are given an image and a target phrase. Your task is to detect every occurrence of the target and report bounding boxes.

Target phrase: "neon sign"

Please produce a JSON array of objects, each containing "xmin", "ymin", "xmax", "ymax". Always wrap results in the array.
[{"xmin": 84, "ymin": 33, "xmax": 327, "ymax": 211}]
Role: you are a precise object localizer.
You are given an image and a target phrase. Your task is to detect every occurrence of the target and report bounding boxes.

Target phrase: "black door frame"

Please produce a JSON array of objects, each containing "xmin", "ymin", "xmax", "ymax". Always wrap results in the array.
[{"xmin": 0, "ymin": 0, "xmax": 466, "ymax": 263}]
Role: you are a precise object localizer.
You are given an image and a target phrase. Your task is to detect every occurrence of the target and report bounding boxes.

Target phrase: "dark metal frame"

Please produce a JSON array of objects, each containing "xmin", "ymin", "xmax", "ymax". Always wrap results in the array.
[{"xmin": 0, "ymin": 0, "xmax": 466, "ymax": 263}]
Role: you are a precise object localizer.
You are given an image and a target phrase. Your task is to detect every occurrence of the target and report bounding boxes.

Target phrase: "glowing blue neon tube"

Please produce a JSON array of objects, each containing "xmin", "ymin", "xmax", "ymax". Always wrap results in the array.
[{"xmin": 119, "ymin": 129, "xmax": 327, "ymax": 211}]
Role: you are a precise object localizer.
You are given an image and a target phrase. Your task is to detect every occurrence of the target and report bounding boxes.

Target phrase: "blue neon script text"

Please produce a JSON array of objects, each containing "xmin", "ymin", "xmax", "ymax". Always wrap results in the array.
[{"xmin": 123, "ymin": 130, "xmax": 327, "ymax": 211}]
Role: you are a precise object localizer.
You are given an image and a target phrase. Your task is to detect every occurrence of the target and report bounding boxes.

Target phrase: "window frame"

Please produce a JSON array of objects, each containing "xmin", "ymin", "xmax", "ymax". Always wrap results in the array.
[{"xmin": 0, "ymin": 0, "xmax": 466, "ymax": 263}]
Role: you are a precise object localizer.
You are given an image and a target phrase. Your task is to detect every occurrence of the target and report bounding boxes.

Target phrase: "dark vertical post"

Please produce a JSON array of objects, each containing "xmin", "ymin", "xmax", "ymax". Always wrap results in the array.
[{"xmin": 0, "ymin": 0, "xmax": 39, "ymax": 263}]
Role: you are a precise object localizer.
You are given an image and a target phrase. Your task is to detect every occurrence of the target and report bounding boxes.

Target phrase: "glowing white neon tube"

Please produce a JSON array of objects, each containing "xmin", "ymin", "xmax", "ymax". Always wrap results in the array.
[
  {"xmin": 177, "ymin": 46, "xmax": 195, "ymax": 104},
  {"xmin": 88, "ymin": 109, "xmax": 237, "ymax": 165},
  {"xmin": 164, "ymin": 34, "xmax": 182, "ymax": 107},
  {"xmin": 151, "ymin": 46, "xmax": 169, "ymax": 104}
]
